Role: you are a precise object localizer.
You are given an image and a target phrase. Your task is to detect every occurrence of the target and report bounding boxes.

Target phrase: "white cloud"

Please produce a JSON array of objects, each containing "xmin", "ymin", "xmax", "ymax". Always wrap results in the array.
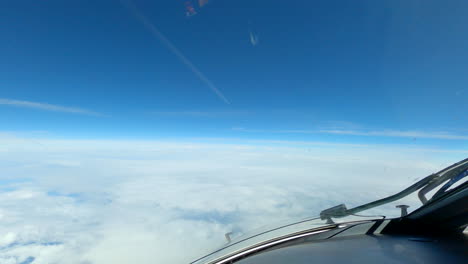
[
  {"xmin": 234, "ymin": 127, "xmax": 468, "ymax": 140},
  {"xmin": 0, "ymin": 136, "xmax": 465, "ymax": 264},
  {"xmin": 319, "ymin": 129, "xmax": 468, "ymax": 140},
  {"xmin": 0, "ymin": 98, "xmax": 102, "ymax": 116},
  {"xmin": 151, "ymin": 111, "xmax": 248, "ymax": 117}
]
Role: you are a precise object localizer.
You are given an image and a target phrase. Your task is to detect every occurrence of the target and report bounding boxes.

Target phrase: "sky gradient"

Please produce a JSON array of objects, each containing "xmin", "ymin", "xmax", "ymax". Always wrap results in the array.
[
  {"xmin": 1, "ymin": 135, "xmax": 464, "ymax": 264},
  {"xmin": 0, "ymin": 0, "xmax": 467, "ymax": 150}
]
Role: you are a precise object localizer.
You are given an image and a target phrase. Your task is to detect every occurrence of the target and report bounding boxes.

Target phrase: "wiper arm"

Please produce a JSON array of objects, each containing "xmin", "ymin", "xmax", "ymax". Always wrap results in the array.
[
  {"xmin": 418, "ymin": 161, "xmax": 468, "ymax": 203},
  {"xmin": 320, "ymin": 158, "xmax": 468, "ymax": 223},
  {"xmin": 431, "ymin": 168, "xmax": 468, "ymax": 201}
]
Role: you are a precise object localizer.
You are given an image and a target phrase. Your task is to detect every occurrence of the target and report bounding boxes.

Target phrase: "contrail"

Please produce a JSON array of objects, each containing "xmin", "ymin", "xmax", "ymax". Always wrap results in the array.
[
  {"xmin": 249, "ymin": 30, "xmax": 259, "ymax": 46},
  {"xmin": 120, "ymin": 0, "xmax": 230, "ymax": 104},
  {"xmin": 0, "ymin": 98, "xmax": 102, "ymax": 116}
]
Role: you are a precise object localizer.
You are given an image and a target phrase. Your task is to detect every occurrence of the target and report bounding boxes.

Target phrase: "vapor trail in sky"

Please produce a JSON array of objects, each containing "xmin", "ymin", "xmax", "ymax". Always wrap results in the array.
[
  {"xmin": 120, "ymin": 0, "xmax": 230, "ymax": 104},
  {"xmin": 0, "ymin": 98, "xmax": 102, "ymax": 116}
]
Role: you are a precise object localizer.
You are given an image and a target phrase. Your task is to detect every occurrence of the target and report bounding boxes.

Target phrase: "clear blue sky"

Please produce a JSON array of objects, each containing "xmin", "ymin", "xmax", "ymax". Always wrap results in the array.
[{"xmin": 1, "ymin": 0, "xmax": 467, "ymax": 148}]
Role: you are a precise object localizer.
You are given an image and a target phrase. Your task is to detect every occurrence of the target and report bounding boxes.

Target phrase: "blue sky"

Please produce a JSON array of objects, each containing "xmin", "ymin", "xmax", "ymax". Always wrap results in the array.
[{"xmin": 1, "ymin": 0, "xmax": 467, "ymax": 149}]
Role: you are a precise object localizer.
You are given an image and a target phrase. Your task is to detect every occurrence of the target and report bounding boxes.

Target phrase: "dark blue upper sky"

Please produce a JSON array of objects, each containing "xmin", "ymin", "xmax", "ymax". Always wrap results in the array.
[{"xmin": 1, "ymin": 0, "xmax": 467, "ymax": 148}]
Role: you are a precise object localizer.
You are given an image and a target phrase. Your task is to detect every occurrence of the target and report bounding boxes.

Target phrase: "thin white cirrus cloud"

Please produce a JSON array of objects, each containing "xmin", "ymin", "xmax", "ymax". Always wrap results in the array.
[
  {"xmin": 150, "ymin": 110, "xmax": 249, "ymax": 118},
  {"xmin": 0, "ymin": 98, "xmax": 102, "ymax": 116},
  {"xmin": 233, "ymin": 127, "xmax": 468, "ymax": 140},
  {"xmin": 319, "ymin": 129, "xmax": 468, "ymax": 140},
  {"xmin": 0, "ymin": 135, "xmax": 465, "ymax": 264}
]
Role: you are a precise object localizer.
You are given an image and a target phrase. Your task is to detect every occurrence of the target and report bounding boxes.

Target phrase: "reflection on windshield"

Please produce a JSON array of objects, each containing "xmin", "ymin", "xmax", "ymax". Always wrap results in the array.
[{"xmin": 191, "ymin": 217, "xmax": 326, "ymax": 264}]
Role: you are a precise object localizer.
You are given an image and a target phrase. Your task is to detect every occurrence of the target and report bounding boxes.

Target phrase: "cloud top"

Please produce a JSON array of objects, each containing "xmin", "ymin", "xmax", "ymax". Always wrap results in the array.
[{"xmin": 0, "ymin": 136, "xmax": 462, "ymax": 264}]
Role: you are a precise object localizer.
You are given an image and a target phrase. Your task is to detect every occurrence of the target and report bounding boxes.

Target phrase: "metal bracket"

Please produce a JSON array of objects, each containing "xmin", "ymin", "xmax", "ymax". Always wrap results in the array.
[{"xmin": 396, "ymin": 205, "xmax": 409, "ymax": 217}]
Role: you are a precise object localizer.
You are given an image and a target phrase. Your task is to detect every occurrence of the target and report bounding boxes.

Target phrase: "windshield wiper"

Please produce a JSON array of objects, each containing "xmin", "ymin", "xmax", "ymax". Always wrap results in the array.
[{"xmin": 320, "ymin": 158, "xmax": 468, "ymax": 224}]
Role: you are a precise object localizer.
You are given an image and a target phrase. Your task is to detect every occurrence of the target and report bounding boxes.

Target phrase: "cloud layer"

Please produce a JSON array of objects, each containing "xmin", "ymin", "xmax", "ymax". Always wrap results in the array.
[{"xmin": 0, "ymin": 135, "xmax": 464, "ymax": 264}]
